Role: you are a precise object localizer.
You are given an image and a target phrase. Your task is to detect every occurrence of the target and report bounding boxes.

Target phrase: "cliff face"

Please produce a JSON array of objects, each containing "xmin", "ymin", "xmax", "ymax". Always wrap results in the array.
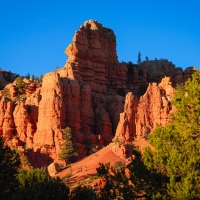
[
  {"xmin": 139, "ymin": 60, "xmax": 197, "ymax": 86},
  {"xmin": 58, "ymin": 20, "xmax": 127, "ymax": 94},
  {"xmin": 0, "ymin": 20, "xmax": 197, "ymax": 167},
  {"xmin": 31, "ymin": 71, "xmax": 124, "ymax": 165},
  {"xmin": 115, "ymin": 77, "xmax": 175, "ymax": 142},
  {"xmin": 0, "ymin": 97, "xmax": 15, "ymax": 140}
]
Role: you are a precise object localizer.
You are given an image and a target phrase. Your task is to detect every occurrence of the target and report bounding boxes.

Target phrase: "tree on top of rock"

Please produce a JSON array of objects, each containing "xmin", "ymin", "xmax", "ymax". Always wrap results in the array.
[
  {"xmin": 137, "ymin": 51, "xmax": 141, "ymax": 64},
  {"xmin": 59, "ymin": 127, "xmax": 78, "ymax": 164},
  {"xmin": 15, "ymin": 76, "xmax": 23, "ymax": 94}
]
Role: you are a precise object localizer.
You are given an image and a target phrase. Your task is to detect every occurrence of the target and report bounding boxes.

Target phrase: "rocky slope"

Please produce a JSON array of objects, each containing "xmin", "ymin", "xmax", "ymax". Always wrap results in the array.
[{"xmin": 0, "ymin": 20, "xmax": 197, "ymax": 167}]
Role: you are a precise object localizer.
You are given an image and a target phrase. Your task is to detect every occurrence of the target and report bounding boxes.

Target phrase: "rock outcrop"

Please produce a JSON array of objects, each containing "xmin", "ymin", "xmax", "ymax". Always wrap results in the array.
[
  {"xmin": 48, "ymin": 162, "xmax": 61, "ymax": 176},
  {"xmin": 0, "ymin": 20, "xmax": 197, "ymax": 167},
  {"xmin": 115, "ymin": 77, "xmax": 175, "ymax": 142},
  {"xmin": 137, "ymin": 60, "xmax": 197, "ymax": 86},
  {"xmin": 0, "ymin": 97, "xmax": 15, "ymax": 140},
  {"xmin": 58, "ymin": 20, "xmax": 127, "ymax": 94},
  {"xmin": 0, "ymin": 88, "xmax": 41, "ymax": 144},
  {"xmin": 31, "ymin": 71, "xmax": 124, "ymax": 165},
  {"xmin": 0, "ymin": 69, "xmax": 16, "ymax": 90}
]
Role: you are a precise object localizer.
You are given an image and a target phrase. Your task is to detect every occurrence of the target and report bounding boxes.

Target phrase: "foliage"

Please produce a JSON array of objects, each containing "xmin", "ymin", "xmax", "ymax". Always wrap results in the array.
[
  {"xmin": 15, "ymin": 167, "xmax": 69, "ymax": 200},
  {"xmin": 69, "ymin": 185, "xmax": 97, "ymax": 200},
  {"xmin": 137, "ymin": 51, "xmax": 141, "ymax": 64},
  {"xmin": 20, "ymin": 155, "xmax": 31, "ymax": 167},
  {"xmin": 96, "ymin": 149, "xmax": 166, "ymax": 199},
  {"xmin": 113, "ymin": 161, "xmax": 126, "ymax": 172},
  {"xmin": 0, "ymin": 136, "xmax": 70, "ymax": 199},
  {"xmin": 112, "ymin": 136, "xmax": 120, "ymax": 144},
  {"xmin": 90, "ymin": 146, "xmax": 98, "ymax": 155},
  {"xmin": 97, "ymin": 161, "xmax": 133, "ymax": 199},
  {"xmin": 143, "ymin": 71, "xmax": 200, "ymax": 199},
  {"xmin": 96, "ymin": 71, "xmax": 200, "ymax": 199},
  {"xmin": 25, "ymin": 73, "xmax": 30, "ymax": 79},
  {"xmin": 15, "ymin": 76, "xmax": 23, "ymax": 93},
  {"xmin": 2, "ymin": 87, "xmax": 10, "ymax": 99},
  {"xmin": 59, "ymin": 127, "xmax": 78, "ymax": 163},
  {"xmin": 39, "ymin": 74, "xmax": 44, "ymax": 83},
  {"xmin": 0, "ymin": 137, "xmax": 20, "ymax": 200},
  {"xmin": 15, "ymin": 76, "xmax": 23, "ymax": 84}
]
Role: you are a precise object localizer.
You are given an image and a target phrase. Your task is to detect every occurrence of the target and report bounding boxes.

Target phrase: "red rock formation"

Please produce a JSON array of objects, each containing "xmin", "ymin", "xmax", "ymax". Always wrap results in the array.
[
  {"xmin": 31, "ymin": 71, "xmax": 122, "ymax": 164},
  {"xmin": 115, "ymin": 93, "xmax": 139, "ymax": 142},
  {"xmin": 110, "ymin": 142, "xmax": 127, "ymax": 160},
  {"xmin": 0, "ymin": 20, "xmax": 196, "ymax": 168},
  {"xmin": 137, "ymin": 60, "xmax": 197, "ymax": 87},
  {"xmin": 0, "ymin": 97, "xmax": 15, "ymax": 140},
  {"xmin": 13, "ymin": 101, "xmax": 32, "ymax": 143},
  {"xmin": 58, "ymin": 20, "xmax": 127, "ymax": 94},
  {"xmin": 33, "ymin": 72, "xmax": 64, "ymax": 163},
  {"xmin": 115, "ymin": 77, "xmax": 175, "ymax": 142}
]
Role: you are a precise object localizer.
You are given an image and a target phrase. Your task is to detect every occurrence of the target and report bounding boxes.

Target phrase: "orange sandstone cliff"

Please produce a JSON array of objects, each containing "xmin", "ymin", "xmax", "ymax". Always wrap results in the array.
[
  {"xmin": 0, "ymin": 20, "xmax": 197, "ymax": 167},
  {"xmin": 115, "ymin": 77, "xmax": 175, "ymax": 142}
]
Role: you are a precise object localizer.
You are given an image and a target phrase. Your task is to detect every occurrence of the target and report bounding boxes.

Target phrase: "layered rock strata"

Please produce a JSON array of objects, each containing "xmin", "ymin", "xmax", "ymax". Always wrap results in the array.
[
  {"xmin": 0, "ymin": 20, "xmax": 197, "ymax": 167},
  {"xmin": 31, "ymin": 71, "xmax": 124, "ymax": 166},
  {"xmin": 58, "ymin": 20, "xmax": 127, "ymax": 94},
  {"xmin": 115, "ymin": 77, "xmax": 175, "ymax": 142},
  {"xmin": 137, "ymin": 60, "xmax": 197, "ymax": 86}
]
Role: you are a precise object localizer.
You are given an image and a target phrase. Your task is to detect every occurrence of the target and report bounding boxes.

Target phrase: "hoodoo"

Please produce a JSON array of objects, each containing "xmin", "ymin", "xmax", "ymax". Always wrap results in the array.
[{"xmin": 0, "ymin": 20, "xmax": 197, "ymax": 167}]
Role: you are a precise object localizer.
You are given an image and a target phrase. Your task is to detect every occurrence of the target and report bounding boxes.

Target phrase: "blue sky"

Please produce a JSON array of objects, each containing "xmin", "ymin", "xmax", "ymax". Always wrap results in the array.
[{"xmin": 0, "ymin": 0, "xmax": 199, "ymax": 77}]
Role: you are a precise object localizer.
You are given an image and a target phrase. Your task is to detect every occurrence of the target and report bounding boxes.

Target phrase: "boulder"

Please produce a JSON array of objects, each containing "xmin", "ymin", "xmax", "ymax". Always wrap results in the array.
[{"xmin": 48, "ymin": 162, "xmax": 61, "ymax": 176}]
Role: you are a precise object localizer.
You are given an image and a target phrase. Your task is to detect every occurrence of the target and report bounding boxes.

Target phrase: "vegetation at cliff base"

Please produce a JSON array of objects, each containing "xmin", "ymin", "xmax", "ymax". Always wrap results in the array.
[
  {"xmin": 59, "ymin": 127, "xmax": 78, "ymax": 163},
  {"xmin": 0, "ymin": 137, "xmax": 69, "ymax": 200},
  {"xmin": 15, "ymin": 167, "xmax": 69, "ymax": 200},
  {"xmin": 0, "ymin": 137, "xmax": 20, "ymax": 200},
  {"xmin": 96, "ymin": 71, "xmax": 200, "ymax": 199},
  {"xmin": 1, "ymin": 71, "xmax": 200, "ymax": 199},
  {"xmin": 143, "ymin": 71, "xmax": 200, "ymax": 199}
]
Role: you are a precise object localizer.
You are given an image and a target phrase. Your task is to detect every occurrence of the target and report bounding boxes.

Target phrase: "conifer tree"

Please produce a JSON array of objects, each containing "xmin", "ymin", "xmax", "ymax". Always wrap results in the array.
[
  {"xmin": 137, "ymin": 51, "xmax": 141, "ymax": 64},
  {"xmin": 2, "ymin": 87, "xmax": 10, "ymax": 99},
  {"xmin": 0, "ymin": 137, "xmax": 20, "ymax": 199},
  {"xmin": 143, "ymin": 71, "xmax": 200, "ymax": 199},
  {"xmin": 69, "ymin": 185, "xmax": 97, "ymax": 200},
  {"xmin": 15, "ymin": 167, "xmax": 69, "ymax": 200},
  {"xmin": 59, "ymin": 127, "xmax": 78, "ymax": 164},
  {"xmin": 97, "ymin": 71, "xmax": 200, "ymax": 199},
  {"xmin": 15, "ymin": 76, "xmax": 23, "ymax": 94}
]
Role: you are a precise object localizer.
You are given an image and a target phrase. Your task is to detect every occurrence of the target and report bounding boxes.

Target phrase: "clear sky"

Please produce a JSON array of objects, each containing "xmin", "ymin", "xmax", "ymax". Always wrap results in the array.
[{"xmin": 0, "ymin": 0, "xmax": 199, "ymax": 77}]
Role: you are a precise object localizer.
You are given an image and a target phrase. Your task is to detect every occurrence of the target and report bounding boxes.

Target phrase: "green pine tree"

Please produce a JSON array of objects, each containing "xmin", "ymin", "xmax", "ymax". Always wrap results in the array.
[
  {"xmin": 15, "ymin": 76, "xmax": 23, "ymax": 94},
  {"xmin": 137, "ymin": 51, "xmax": 141, "ymax": 64},
  {"xmin": 0, "ymin": 137, "xmax": 20, "ymax": 200},
  {"xmin": 2, "ymin": 87, "xmax": 11, "ymax": 99},
  {"xmin": 97, "ymin": 71, "xmax": 200, "ymax": 199},
  {"xmin": 70, "ymin": 185, "xmax": 97, "ymax": 200},
  {"xmin": 143, "ymin": 71, "xmax": 200, "ymax": 199},
  {"xmin": 59, "ymin": 127, "xmax": 78, "ymax": 164},
  {"xmin": 15, "ymin": 167, "xmax": 69, "ymax": 200}
]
